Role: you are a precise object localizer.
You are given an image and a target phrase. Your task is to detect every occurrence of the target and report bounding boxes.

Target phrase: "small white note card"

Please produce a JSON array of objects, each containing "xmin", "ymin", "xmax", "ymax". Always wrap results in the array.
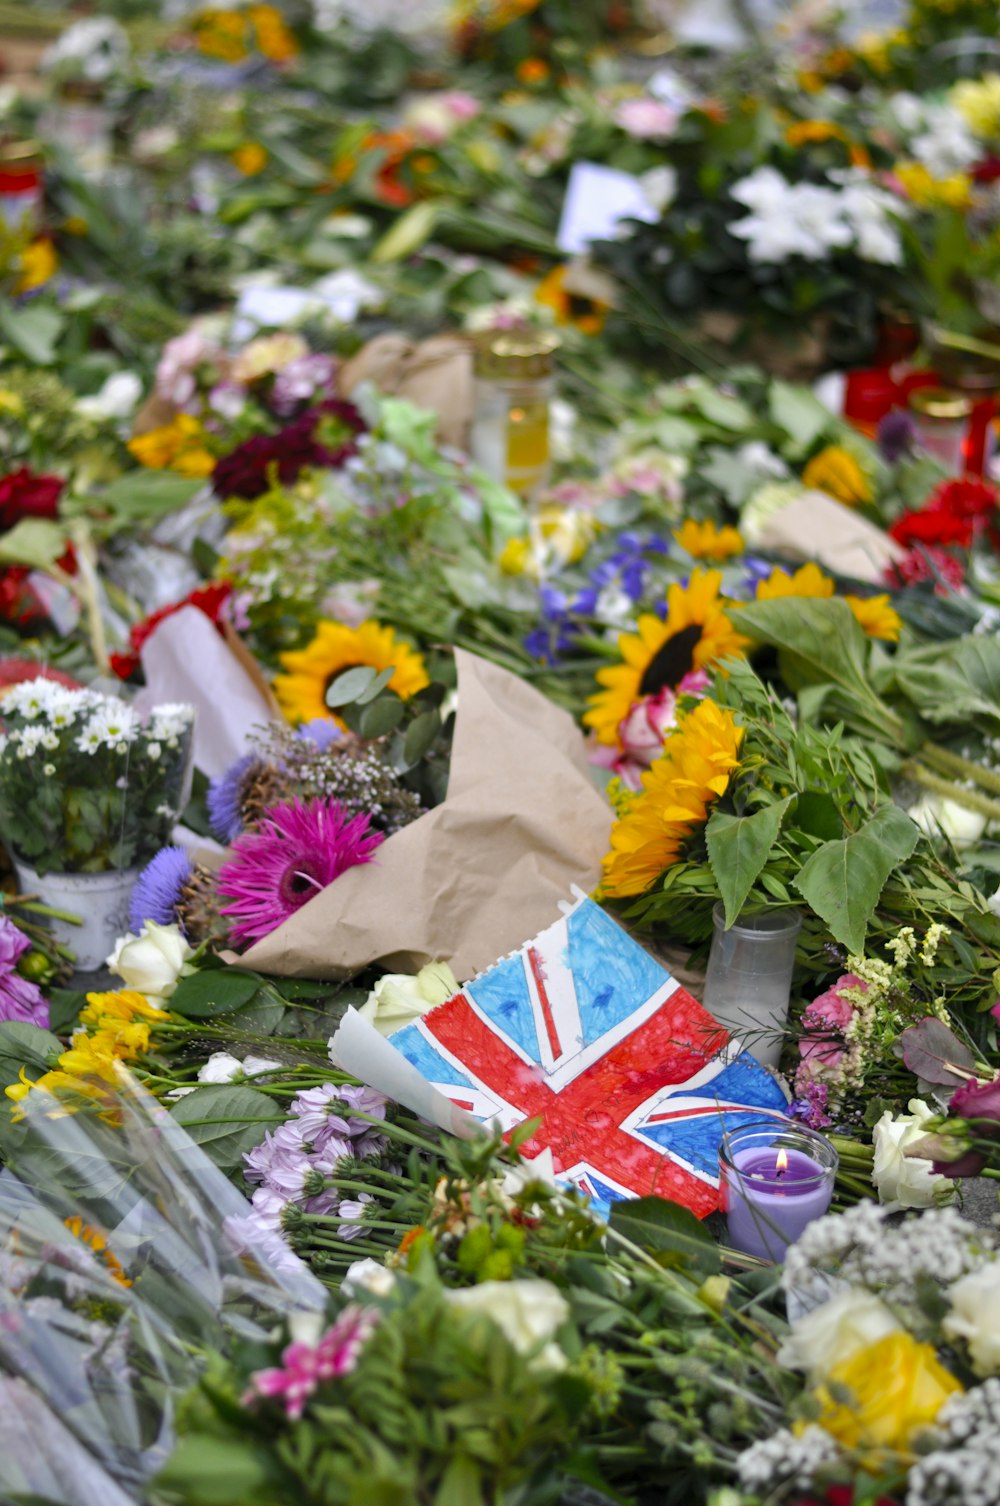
[{"xmin": 557, "ymin": 162, "xmax": 659, "ymax": 256}]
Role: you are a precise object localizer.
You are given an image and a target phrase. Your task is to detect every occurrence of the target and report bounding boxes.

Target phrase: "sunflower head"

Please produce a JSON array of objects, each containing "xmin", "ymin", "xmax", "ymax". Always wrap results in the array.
[
  {"xmin": 754, "ymin": 561, "xmax": 835, "ymax": 602},
  {"xmin": 601, "ymin": 698, "xmax": 745, "ymax": 899},
  {"xmin": 584, "ymin": 569, "xmax": 750, "ymax": 747},
  {"xmin": 274, "ymin": 619, "xmax": 429, "ymax": 727}
]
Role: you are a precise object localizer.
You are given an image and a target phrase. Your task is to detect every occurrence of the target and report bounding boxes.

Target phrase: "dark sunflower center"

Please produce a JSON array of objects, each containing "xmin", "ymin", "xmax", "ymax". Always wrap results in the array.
[
  {"xmin": 639, "ymin": 624, "xmax": 704, "ymax": 697},
  {"xmin": 279, "ymin": 862, "xmax": 323, "ymax": 908}
]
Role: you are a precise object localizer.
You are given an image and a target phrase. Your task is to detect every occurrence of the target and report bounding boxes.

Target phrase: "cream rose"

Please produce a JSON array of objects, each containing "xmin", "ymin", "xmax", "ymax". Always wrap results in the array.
[
  {"xmin": 107, "ymin": 921, "xmax": 194, "ymax": 1001},
  {"xmin": 358, "ymin": 961, "xmax": 459, "ymax": 1037},
  {"xmin": 777, "ymin": 1288, "xmax": 903, "ymax": 1380},
  {"xmin": 908, "ymin": 794, "xmax": 987, "ymax": 849},
  {"xmin": 445, "ymin": 1279, "xmax": 569, "ymax": 1372},
  {"xmin": 872, "ymin": 1099, "xmax": 954, "ymax": 1211}
]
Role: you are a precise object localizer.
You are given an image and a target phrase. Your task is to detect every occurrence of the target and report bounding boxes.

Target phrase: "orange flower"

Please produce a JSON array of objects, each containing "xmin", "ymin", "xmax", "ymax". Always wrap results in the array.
[
  {"xmin": 232, "ymin": 142, "xmax": 268, "ymax": 176},
  {"xmin": 785, "ymin": 120, "xmax": 846, "ymax": 147},
  {"xmin": 517, "ymin": 58, "xmax": 550, "ymax": 85}
]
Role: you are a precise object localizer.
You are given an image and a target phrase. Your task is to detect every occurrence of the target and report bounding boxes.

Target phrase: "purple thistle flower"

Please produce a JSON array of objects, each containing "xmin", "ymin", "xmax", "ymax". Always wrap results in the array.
[
  {"xmin": 0, "ymin": 915, "xmax": 48, "ymax": 1027},
  {"xmin": 217, "ymin": 797, "xmax": 383, "ymax": 948},
  {"xmin": 130, "ymin": 846, "xmax": 192, "ymax": 931},
  {"xmin": 245, "ymin": 1305, "xmax": 379, "ymax": 1418},
  {"xmin": 207, "ymin": 753, "xmax": 259, "ymax": 844},
  {"xmin": 877, "ymin": 407, "xmax": 916, "ymax": 464}
]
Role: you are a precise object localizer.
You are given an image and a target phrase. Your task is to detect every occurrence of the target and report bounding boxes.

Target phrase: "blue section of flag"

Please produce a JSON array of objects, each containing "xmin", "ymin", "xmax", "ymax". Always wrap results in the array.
[
  {"xmin": 466, "ymin": 953, "xmax": 539, "ymax": 1060},
  {"xmin": 666, "ymin": 1056, "xmax": 789, "ymax": 1113},
  {"xmin": 565, "ymin": 899, "xmax": 669, "ymax": 1043},
  {"xmin": 391, "ymin": 1023, "xmax": 478, "ymax": 1094},
  {"xmin": 639, "ymin": 1108, "xmax": 784, "ymax": 1178}
]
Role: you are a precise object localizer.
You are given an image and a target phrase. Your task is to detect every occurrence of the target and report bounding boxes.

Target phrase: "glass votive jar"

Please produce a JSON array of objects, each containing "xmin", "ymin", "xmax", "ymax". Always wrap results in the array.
[
  {"xmin": 719, "ymin": 1119, "xmax": 838, "ymax": 1263},
  {"xmin": 907, "ymin": 386, "xmax": 973, "ymax": 475},
  {"xmin": 701, "ymin": 904, "xmax": 802, "ymax": 1068},
  {"xmin": 0, "ymin": 138, "xmax": 44, "ymax": 233},
  {"xmin": 470, "ymin": 331, "xmax": 558, "ymax": 500}
]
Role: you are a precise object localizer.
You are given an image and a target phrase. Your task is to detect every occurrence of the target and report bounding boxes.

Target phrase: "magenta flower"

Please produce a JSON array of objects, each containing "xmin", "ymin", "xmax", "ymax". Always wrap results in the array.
[
  {"xmin": 217, "ymin": 797, "xmax": 383, "ymax": 947},
  {"xmin": 0, "ymin": 915, "xmax": 48, "ymax": 1027},
  {"xmin": 245, "ymin": 1305, "xmax": 379, "ymax": 1418}
]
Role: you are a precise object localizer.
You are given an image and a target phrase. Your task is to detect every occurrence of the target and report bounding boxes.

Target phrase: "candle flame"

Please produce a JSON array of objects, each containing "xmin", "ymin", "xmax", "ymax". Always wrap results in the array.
[{"xmin": 775, "ymin": 1148, "xmax": 789, "ymax": 1175}]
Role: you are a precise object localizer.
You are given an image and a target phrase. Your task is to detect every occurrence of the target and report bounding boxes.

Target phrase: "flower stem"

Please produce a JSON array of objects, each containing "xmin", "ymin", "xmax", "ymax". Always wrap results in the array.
[{"xmin": 919, "ymin": 743, "xmax": 1000, "ymax": 800}]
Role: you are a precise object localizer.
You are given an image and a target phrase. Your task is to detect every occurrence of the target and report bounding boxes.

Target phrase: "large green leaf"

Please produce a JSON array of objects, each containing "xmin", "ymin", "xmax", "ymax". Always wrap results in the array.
[
  {"xmin": 793, "ymin": 804, "xmax": 919, "ymax": 953},
  {"xmin": 95, "ymin": 471, "xmax": 204, "ymax": 526},
  {"xmin": 0, "ymin": 519, "xmax": 70, "ymax": 571},
  {"xmin": 169, "ymin": 968, "xmax": 262, "ymax": 1018},
  {"xmin": 170, "ymin": 1085, "xmax": 282, "ymax": 1169},
  {"xmin": 0, "ymin": 302, "xmax": 65, "ymax": 364},
  {"xmin": 706, "ymin": 796, "xmax": 793, "ymax": 928},
  {"xmin": 0, "ymin": 1023, "xmax": 62, "ymax": 1089},
  {"xmin": 768, "ymin": 380, "xmax": 832, "ymax": 454},
  {"xmin": 733, "ymin": 597, "xmax": 899, "ymax": 740},
  {"xmin": 609, "ymin": 1196, "xmax": 720, "ymax": 1276},
  {"xmin": 888, "ymin": 635, "xmax": 1000, "ymax": 728}
]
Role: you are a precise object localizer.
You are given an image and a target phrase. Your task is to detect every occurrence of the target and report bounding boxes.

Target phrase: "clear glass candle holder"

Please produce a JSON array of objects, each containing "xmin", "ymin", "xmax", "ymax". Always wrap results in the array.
[
  {"xmin": 720, "ymin": 1120, "xmax": 838, "ymax": 1263},
  {"xmin": 701, "ymin": 904, "xmax": 802, "ymax": 1067}
]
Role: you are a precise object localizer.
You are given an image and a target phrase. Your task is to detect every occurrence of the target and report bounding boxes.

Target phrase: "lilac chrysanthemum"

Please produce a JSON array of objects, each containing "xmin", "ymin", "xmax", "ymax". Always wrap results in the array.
[
  {"xmin": 130, "ymin": 846, "xmax": 192, "ymax": 931},
  {"xmin": 217, "ymin": 797, "xmax": 383, "ymax": 948},
  {"xmin": 207, "ymin": 752, "xmax": 259, "ymax": 844},
  {"xmin": 0, "ymin": 915, "xmax": 48, "ymax": 1027}
]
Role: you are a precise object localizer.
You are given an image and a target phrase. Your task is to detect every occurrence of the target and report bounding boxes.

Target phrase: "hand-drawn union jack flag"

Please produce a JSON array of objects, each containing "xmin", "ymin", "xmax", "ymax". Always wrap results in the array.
[{"xmin": 390, "ymin": 896, "xmax": 789, "ymax": 1217}]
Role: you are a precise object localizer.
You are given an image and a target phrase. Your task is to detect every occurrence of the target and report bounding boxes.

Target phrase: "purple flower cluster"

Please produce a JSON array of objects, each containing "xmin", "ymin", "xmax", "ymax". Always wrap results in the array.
[
  {"xmin": 243, "ymin": 1082, "xmax": 389, "ymax": 1242},
  {"xmin": 589, "ymin": 530, "xmax": 668, "ymax": 603},
  {"xmin": 523, "ymin": 583, "xmax": 596, "ymax": 665},
  {"xmin": 269, "ymin": 354, "xmax": 337, "ymax": 418},
  {"xmin": 0, "ymin": 915, "xmax": 48, "ymax": 1027}
]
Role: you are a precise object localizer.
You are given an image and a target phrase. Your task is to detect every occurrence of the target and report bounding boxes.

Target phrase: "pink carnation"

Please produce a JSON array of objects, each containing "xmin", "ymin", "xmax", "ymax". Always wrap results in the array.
[
  {"xmin": 613, "ymin": 97, "xmax": 678, "ymax": 141},
  {"xmin": 245, "ymin": 1305, "xmax": 378, "ymax": 1419}
]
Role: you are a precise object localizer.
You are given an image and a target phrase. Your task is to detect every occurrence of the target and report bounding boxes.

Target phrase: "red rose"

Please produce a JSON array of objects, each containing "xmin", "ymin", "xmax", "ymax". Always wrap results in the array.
[
  {"xmin": 928, "ymin": 475, "xmax": 998, "ymax": 520},
  {"xmin": 889, "ymin": 509, "xmax": 973, "ymax": 549},
  {"xmin": 0, "ymin": 467, "xmax": 64, "ymax": 530},
  {"xmin": 974, "ymin": 155, "xmax": 1000, "ymax": 184}
]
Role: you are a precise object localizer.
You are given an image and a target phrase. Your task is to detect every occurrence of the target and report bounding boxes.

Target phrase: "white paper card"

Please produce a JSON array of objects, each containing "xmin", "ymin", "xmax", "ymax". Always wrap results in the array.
[
  {"xmin": 557, "ymin": 162, "xmax": 660, "ymax": 256},
  {"xmin": 329, "ymin": 1007, "xmax": 484, "ymax": 1141}
]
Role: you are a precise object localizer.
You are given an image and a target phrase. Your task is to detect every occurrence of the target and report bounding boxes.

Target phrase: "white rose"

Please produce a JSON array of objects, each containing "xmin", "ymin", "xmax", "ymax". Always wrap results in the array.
[
  {"xmin": 342, "ymin": 1258, "xmax": 397, "ymax": 1299},
  {"xmin": 445, "ymin": 1279, "xmax": 569, "ymax": 1372},
  {"xmin": 908, "ymin": 795, "xmax": 987, "ymax": 849},
  {"xmin": 107, "ymin": 921, "xmax": 194, "ymax": 1000},
  {"xmin": 944, "ymin": 1263, "xmax": 1000, "ymax": 1375},
  {"xmin": 872, "ymin": 1098, "xmax": 954, "ymax": 1211},
  {"xmin": 777, "ymin": 1289, "xmax": 903, "ymax": 1380},
  {"xmin": 358, "ymin": 961, "xmax": 459, "ymax": 1037},
  {"xmin": 198, "ymin": 1053, "xmax": 243, "ymax": 1085},
  {"xmin": 75, "ymin": 371, "xmax": 143, "ymax": 422}
]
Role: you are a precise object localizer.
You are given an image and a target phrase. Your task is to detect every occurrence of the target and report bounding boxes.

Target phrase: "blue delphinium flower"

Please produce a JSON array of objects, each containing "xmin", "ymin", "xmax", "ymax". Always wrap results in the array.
[
  {"xmin": 130, "ymin": 846, "xmax": 192, "ymax": 931},
  {"xmin": 590, "ymin": 530, "xmax": 669, "ymax": 602}
]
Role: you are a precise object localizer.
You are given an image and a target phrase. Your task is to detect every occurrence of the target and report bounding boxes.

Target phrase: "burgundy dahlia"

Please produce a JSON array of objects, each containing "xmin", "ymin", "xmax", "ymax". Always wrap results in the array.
[{"xmin": 212, "ymin": 399, "xmax": 365, "ymax": 499}]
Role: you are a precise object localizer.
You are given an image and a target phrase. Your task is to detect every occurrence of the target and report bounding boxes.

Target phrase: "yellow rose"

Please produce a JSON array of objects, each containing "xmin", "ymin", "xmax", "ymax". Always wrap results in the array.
[
  {"xmin": 802, "ymin": 445, "xmax": 872, "ymax": 507},
  {"xmin": 813, "ymin": 1331, "xmax": 961, "ymax": 1453}
]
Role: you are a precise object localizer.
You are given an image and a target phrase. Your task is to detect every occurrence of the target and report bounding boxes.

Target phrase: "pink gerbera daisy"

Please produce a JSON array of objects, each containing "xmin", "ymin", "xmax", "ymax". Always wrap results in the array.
[{"xmin": 217, "ymin": 797, "xmax": 383, "ymax": 947}]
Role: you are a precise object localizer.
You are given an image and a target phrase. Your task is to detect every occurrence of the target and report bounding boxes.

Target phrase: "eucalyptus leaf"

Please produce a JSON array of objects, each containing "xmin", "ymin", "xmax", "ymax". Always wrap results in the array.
[
  {"xmin": 609, "ymin": 1196, "xmax": 720, "ymax": 1276},
  {"xmin": 898, "ymin": 1017, "xmax": 976, "ymax": 1087},
  {"xmin": 403, "ymin": 709, "xmax": 442, "ymax": 766},
  {"xmin": 359, "ymin": 696, "xmax": 406, "ymax": 739},
  {"xmin": 793, "ymin": 804, "xmax": 919, "ymax": 953},
  {"xmin": 327, "ymin": 665, "xmax": 377, "ymax": 707},
  {"xmin": 706, "ymin": 797, "xmax": 793, "ymax": 927},
  {"xmin": 356, "ymin": 666, "xmax": 397, "ymax": 705}
]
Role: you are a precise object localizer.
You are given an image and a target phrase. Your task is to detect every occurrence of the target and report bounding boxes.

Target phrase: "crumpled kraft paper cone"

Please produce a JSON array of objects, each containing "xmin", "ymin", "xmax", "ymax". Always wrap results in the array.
[
  {"xmin": 757, "ymin": 489, "xmax": 903, "ymax": 585},
  {"xmin": 238, "ymin": 648, "xmax": 613, "ymax": 981},
  {"xmin": 338, "ymin": 332, "xmax": 473, "ymax": 449}
]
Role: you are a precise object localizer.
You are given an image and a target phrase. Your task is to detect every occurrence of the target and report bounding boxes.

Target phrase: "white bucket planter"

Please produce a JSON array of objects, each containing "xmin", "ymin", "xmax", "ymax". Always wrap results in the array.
[{"xmin": 13, "ymin": 862, "xmax": 140, "ymax": 972}]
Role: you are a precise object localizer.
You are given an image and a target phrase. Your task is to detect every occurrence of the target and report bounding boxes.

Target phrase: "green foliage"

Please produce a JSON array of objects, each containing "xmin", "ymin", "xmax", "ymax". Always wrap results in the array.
[{"xmin": 170, "ymin": 1085, "xmax": 283, "ymax": 1171}]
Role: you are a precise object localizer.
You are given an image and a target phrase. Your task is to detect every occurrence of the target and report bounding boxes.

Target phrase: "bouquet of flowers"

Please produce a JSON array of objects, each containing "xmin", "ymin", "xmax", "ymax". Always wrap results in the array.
[{"xmin": 0, "ymin": 677, "xmax": 193, "ymax": 876}]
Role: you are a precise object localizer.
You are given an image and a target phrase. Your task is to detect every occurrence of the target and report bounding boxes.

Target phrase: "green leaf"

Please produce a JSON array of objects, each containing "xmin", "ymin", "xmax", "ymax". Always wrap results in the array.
[
  {"xmin": 791, "ymin": 792, "xmax": 843, "ymax": 842},
  {"xmin": 0, "ymin": 302, "xmax": 65, "ymax": 364},
  {"xmin": 609, "ymin": 1196, "xmax": 720, "ymax": 1275},
  {"xmin": 0, "ymin": 1023, "xmax": 62, "ymax": 1089},
  {"xmin": 154, "ymin": 1435, "xmax": 275, "ymax": 1503},
  {"xmin": 46, "ymin": 988, "xmax": 87, "ymax": 1035},
  {"xmin": 403, "ymin": 709, "xmax": 441, "ymax": 766},
  {"xmin": 0, "ymin": 520, "xmax": 70, "ymax": 572},
  {"xmin": 356, "ymin": 666, "xmax": 396, "ymax": 705},
  {"xmin": 706, "ymin": 797, "xmax": 793, "ymax": 927},
  {"xmin": 326, "ymin": 665, "xmax": 377, "ymax": 707},
  {"xmin": 168, "ymin": 969, "xmax": 262, "ymax": 1018},
  {"xmin": 95, "ymin": 471, "xmax": 203, "ymax": 525},
  {"xmin": 434, "ymin": 1457, "xmax": 484, "ymax": 1506},
  {"xmin": 372, "ymin": 200, "xmax": 439, "ymax": 263},
  {"xmin": 768, "ymin": 379, "xmax": 833, "ymax": 454},
  {"xmin": 170, "ymin": 1085, "xmax": 281, "ymax": 1169},
  {"xmin": 793, "ymin": 804, "xmax": 919, "ymax": 953},
  {"xmin": 359, "ymin": 696, "xmax": 406, "ymax": 738},
  {"xmin": 733, "ymin": 597, "xmax": 898, "ymax": 740}
]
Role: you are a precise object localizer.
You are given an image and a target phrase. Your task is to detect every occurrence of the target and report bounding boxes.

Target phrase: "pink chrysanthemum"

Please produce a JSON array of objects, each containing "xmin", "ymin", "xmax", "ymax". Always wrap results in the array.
[
  {"xmin": 217, "ymin": 797, "xmax": 383, "ymax": 947},
  {"xmin": 244, "ymin": 1305, "xmax": 379, "ymax": 1418}
]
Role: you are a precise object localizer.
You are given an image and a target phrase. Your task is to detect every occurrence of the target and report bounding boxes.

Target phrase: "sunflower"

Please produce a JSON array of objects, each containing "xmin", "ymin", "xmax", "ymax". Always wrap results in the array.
[
  {"xmin": 584, "ymin": 569, "xmax": 750, "ymax": 747},
  {"xmin": 673, "ymin": 519, "xmax": 744, "ymax": 562},
  {"xmin": 753, "ymin": 563, "xmax": 901, "ymax": 640},
  {"xmin": 842, "ymin": 593, "xmax": 902, "ymax": 642},
  {"xmin": 601, "ymin": 699, "xmax": 744, "ymax": 899},
  {"xmin": 535, "ymin": 264, "xmax": 608, "ymax": 336},
  {"xmin": 801, "ymin": 445, "xmax": 872, "ymax": 506},
  {"xmin": 273, "ymin": 619, "xmax": 429, "ymax": 726}
]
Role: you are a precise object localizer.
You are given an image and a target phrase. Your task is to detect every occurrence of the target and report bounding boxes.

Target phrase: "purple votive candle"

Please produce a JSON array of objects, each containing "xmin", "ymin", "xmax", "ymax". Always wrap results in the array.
[{"xmin": 720, "ymin": 1121, "xmax": 838, "ymax": 1263}]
